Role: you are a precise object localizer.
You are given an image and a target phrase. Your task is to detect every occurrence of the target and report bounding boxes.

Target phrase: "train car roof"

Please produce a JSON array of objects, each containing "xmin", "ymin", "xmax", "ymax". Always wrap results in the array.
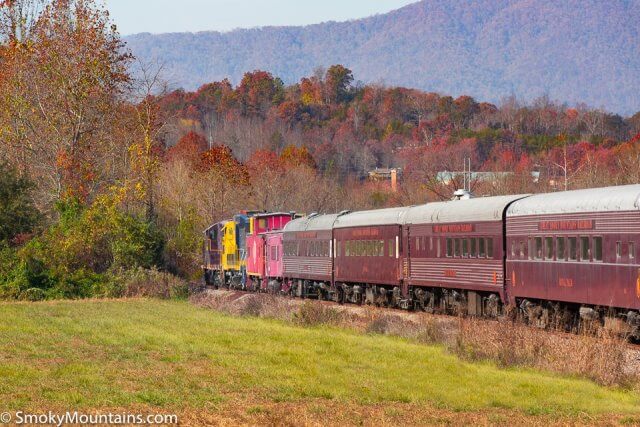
[
  {"xmin": 405, "ymin": 194, "xmax": 529, "ymax": 224},
  {"xmin": 283, "ymin": 213, "xmax": 340, "ymax": 232},
  {"xmin": 204, "ymin": 220, "xmax": 227, "ymax": 233},
  {"xmin": 507, "ymin": 184, "xmax": 640, "ymax": 217},
  {"xmin": 333, "ymin": 206, "xmax": 411, "ymax": 228}
]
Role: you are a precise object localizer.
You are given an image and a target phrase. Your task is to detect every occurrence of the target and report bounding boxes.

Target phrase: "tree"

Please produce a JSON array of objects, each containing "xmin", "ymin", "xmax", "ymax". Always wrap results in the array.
[
  {"xmin": 325, "ymin": 64, "xmax": 353, "ymax": 104},
  {"xmin": 0, "ymin": 0, "xmax": 132, "ymax": 208},
  {"xmin": 165, "ymin": 131, "xmax": 208, "ymax": 166},
  {"xmin": 0, "ymin": 161, "xmax": 39, "ymax": 242},
  {"xmin": 237, "ymin": 70, "xmax": 283, "ymax": 117}
]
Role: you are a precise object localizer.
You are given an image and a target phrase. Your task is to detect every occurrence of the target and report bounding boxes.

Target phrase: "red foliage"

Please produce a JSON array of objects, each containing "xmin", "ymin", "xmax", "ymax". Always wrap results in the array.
[{"xmin": 166, "ymin": 131, "xmax": 208, "ymax": 165}]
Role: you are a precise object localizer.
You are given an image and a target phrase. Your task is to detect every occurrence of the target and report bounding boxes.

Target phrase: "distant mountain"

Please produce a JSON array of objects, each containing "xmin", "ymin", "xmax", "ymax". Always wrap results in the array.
[{"xmin": 124, "ymin": 0, "xmax": 640, "ymax": 115}]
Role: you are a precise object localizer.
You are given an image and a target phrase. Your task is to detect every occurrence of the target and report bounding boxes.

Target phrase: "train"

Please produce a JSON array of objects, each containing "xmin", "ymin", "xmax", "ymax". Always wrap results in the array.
[{"xmin": 202, "ymin": 184, "xmax": 640, "ymax": 338}]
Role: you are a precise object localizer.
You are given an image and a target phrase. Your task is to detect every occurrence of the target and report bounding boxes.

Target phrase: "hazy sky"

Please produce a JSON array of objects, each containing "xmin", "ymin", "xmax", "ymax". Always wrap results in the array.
[{"xmin": 105, "ymin": 0, "xmax": 418, "ymax": 35}]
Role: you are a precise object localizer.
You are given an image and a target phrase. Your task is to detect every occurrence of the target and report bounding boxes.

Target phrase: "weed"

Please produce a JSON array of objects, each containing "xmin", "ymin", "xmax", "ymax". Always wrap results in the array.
[{"xmin": 294, "ymin": 301, "xmax": 344, "ymax": 326}]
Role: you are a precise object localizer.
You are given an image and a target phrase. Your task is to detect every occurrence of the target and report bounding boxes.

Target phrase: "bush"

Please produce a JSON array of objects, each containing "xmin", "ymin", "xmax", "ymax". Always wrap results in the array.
[
  {"xmin": 18, "ymin": 288, "xmax": 46, "ymax": 301},
  {"xmin": 114, "ymin": 267, "xmax": 189, "ymax": 300},
  {"xmin": 294, "ymin": 302, "xmax": 344, "ymax": 326}
]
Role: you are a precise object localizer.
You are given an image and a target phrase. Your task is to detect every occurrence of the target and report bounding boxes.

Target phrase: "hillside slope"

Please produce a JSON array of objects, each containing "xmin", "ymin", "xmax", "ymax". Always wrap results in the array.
[
  {"xmin": 124, "ymin": 0, "xmax": 640, "ymax": 114},
  {"xmin": 1, "ymin": 298, "xmax": 639, "ymax": 424}
]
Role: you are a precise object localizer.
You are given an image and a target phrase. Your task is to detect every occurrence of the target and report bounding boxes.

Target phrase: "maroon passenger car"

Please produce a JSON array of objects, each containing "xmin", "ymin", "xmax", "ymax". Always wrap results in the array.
[
  {"xmin": 404, "ymin": 195, "xmax": 527, "ymax": 315},
  {"xmin": 333, "ymin": 207, "xmax": 410, "ymax": 306},
  {"xmin": 506, "ymin": 185, "xmax": 640, "ymax": 330},
  {"xmin": 282, "ymin": 213, "xmax": 339, "ymax": 298}
]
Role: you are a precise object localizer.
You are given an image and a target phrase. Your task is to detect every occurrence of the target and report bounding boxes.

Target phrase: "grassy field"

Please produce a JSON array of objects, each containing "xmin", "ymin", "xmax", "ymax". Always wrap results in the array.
[{"xmin": 0, "ymin": 299, "xmax": 639, "ymax": 425}]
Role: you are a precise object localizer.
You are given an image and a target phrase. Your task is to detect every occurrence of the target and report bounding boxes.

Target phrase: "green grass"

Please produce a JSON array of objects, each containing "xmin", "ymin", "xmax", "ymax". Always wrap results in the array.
[{"xmin": 0, "ymin": 299, "xmax": 638, "ymax": 418}]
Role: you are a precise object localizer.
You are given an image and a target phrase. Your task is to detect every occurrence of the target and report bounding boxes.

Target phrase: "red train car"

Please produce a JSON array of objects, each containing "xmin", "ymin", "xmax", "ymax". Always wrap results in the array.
[
  {"xmin": 333, "ymin": 207, "xmax": 410, "ymax": 306},
  {"xmin": 506, "ymin": 185, "xmax": 640, "ymax": 331},
  {"xmin": 265, "ymin": 232, "xmax": 284, "ymax": 280},
  {"xmin": 404, "ymin": 195, "xmax": 526, "ymax": 315},
  {"xmin": 246, "ymin": 212, "xmax": 297, "ymax": 290},
  {"xmin": 282, "ymin": 213, "xmax": 339, "ymax": 298}
]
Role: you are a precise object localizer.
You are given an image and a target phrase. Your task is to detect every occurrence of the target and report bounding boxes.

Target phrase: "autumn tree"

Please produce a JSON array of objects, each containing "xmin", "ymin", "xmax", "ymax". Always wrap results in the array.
[
  {"xmin": 0, "ymin": 0, "xmax": 132, "ymax": 208},
  {"xmin": 325, "ymin": 64, "xmax": 353, "ymax": 104},
  {"xmin": 237, "ymin": 70, "xmax": 284, "ymax": 117},
  {"xmin": 165, "ymin": 130, "xmax": 208, "ymax": 166}
]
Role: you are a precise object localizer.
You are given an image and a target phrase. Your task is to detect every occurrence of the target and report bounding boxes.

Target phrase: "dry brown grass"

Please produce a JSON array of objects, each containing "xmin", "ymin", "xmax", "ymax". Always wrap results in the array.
[
  {"xmin": 177, "ymin": 397, "xmax": 640, "ymax": 426},
  {"xmin": 453, "ymin": 317, "xmax": 634, "ymax": 387}
]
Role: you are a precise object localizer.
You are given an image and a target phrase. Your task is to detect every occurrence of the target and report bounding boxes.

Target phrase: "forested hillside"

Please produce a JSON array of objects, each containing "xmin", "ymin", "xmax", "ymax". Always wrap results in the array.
[{"xmin": 125, "ymin": 0, "xmax": 640, "ymax": 114}]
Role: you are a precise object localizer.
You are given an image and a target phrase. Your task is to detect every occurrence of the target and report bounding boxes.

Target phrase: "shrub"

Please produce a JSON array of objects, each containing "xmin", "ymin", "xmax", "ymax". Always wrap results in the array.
[
  {"xmin": 18, "ymin": 287, "xmax": 46, "ymax": 301},
  {"xmin": 115, "ymin": 267, "xmax": 189, "ymax": 300},
  {"xmin": 294, "ymin": 301, "xmax": 344, "ymax": 326}
]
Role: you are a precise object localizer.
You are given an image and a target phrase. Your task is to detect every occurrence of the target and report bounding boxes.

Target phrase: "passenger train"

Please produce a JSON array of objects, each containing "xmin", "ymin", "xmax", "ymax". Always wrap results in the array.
[{"xmin": 202, "ymin": 184, "xmax": 640, "ymax": 338}]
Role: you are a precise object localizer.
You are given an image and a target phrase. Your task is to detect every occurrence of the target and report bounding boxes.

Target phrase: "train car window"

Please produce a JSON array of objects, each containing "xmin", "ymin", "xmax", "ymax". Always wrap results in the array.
[
  {"xmin": 486, "ymin": 238, "xmax": 493, "ymax": 258},
  {"xmin": 437, "ymin": 238, "xmax": 441, "ymax": 257},
  {"xmin": 511, "ymin": 241, "xmax": 515, "ymax": 257},
  {"xmin": 593, "ymin": 237, "xmax": 602, "ymax": 261},
  {"xmin": 379, "ymin": 240, "xmax": 385, "ymax": 257},
  {"xmin": 430, "ymin": 237, "xmax": 433, "ymax": 251},
  {"xmin": 528, "ymin": 238, "xmax": 534, "ymax": 260},
  {"xmin": 446, "ymin": 238, "xmax": 453, "ymax": 257},
  {"xmin": 616, "ymin": 241, "xmax": 622, "ymax": 260},
  {"xmin": 544, "ymin": 237, "xmax": 553, "ymax": 260},
  {"xmin": 580, "ymin": 236, "xmax": 590, "ymax": 261},
  {"xmin": 520, "ymin": 241, "xmax": 525, "ymax": 258},
  {"xmin": 415, "ymin": 237, "xmax": 420, "ymax": 252},
  {"xmin": 470, "ymin": 238, "xmax": 477, "ymax": 257},
  {"xmin": 462, "ymin": 239, "xmax": 469, "ymax": 257},
  {"xmin": 455, "ymin": 239, "xmax": 461, "ymax": 257},
  {"xmin": 534, "ymin": 237, "xmax": 542, "ymax": 260},
  {"xmin": 556, "ymin": 237, "xmax": 565, "ymax": 261},
  {"xmin": 630, "ymin": 242, "xmax": 635, "ymax": 260},
  {"xmin": 389, "ymin": 239, "xmax": 394, "ymax": 257},
  {"xmin": 568, "ymin": 237, "xmax": 577, "ymax": 260},
  {"xmin": 479, "ymin": 238, "xmax": 486, "ymax": 257}
]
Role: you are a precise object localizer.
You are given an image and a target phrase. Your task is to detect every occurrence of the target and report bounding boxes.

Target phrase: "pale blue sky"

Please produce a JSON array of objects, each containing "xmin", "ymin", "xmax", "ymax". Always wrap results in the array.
[{"xmin": 105, "ymin": 0, "xmax": 417, "ymax": 35}]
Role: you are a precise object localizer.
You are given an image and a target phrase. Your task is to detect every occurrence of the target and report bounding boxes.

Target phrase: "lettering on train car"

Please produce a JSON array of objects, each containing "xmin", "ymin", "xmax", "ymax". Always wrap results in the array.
[
  {"xmin": 538, "ymin": 220, "xmax": 594, "ymax": 231},
  {"xmin": 296, "ymin": 231, "xmax": 317, "ymax": 239},
  {"xmin": 432, "ymin": 224, "xmax": 474, "ymax": 233},
  {"xmin": 351, "ymin": 228, "xmax": 380, "ymax": 237},
  {"xmin": 444, "ymin": 269, "xmax": 457, "ymax": 278},
  {"xmin": 559, "ymin": 277, "xmax": 574, "ymax": 288}
]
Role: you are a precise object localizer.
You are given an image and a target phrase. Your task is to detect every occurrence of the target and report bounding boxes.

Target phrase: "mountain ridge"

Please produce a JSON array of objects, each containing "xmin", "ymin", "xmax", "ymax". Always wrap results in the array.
[{"xmin": 124, "ymin": 0, "xmax": 640, "ymax": 114}]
